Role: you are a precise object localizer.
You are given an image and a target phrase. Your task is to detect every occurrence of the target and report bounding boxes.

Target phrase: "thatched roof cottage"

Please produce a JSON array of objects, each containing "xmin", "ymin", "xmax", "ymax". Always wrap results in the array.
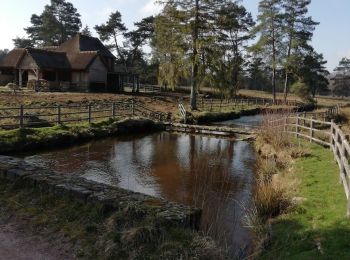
[{"xmin": 0, "ymin": 34, "xmax": 139, "ymax": 92}]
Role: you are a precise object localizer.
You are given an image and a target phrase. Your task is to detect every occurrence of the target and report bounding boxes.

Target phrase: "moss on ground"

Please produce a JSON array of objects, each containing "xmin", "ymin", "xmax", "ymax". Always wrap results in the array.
[
  {"xmin": 0, "ymin": 117, "xmax": 163, "ymax": 154},
  {"xmin": 259, "ymin": 142, "xmax": 350, "ymax": 259},
  {"xmin": 0, "ymin": 179, "xmax": 226, "ymax": 259}
]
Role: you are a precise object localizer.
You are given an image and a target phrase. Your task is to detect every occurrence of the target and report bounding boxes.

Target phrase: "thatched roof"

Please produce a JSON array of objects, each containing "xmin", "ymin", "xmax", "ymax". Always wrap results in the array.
[
  {"xmin": 58, "ymin": 34, "xmax": 115, "ymax": 59},
  {"xmin": 27, "ymin": 48, "xmax": 71, "ymax": 70},
  {"xmin": 67, "ymin": 51, "xmax": 99, "ymax": 70},
  {"xmin": 0, "ymin": 34, "xmax": 115, "ymax": 71},
  {"xmin": 0, "ymin": 48, "xmax": 26, "ymax": 68}
]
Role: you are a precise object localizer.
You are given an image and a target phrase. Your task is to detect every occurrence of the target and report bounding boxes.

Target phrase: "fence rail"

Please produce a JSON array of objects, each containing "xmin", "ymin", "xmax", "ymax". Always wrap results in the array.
[
  {"xmin": 197, "ymin": 97, "xmax": 302, "ymax": 111},
  {"xmin": 269, "ymin": 106, "xmax": 350, "ymax": 216},
  {"xmin": 0, "ymin": 101, "xmax": 169, "ymax": 129}
]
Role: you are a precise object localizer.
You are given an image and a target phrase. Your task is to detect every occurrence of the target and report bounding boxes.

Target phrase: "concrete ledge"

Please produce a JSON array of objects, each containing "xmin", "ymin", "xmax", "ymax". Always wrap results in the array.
[{"xmin": 0, "ymin": 156, "xmax": 201, "ymax": 229}]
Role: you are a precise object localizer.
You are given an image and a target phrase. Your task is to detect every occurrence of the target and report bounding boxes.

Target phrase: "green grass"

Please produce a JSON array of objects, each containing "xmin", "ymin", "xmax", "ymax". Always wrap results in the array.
[
  {"xmin": 260, "ymin": 143, "xmax": 350, "ymax": 259},
  {"xmin": 0, "ymin": 117, "xmax": 163, "ymax": 154}
]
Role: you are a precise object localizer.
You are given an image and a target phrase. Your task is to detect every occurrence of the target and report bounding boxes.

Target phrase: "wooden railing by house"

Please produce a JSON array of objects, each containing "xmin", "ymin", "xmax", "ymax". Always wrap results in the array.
[
  {"xmin": 0, "ymin": 101, "xmax": 169, "ymax": 130},
  {"xmin": 269, "ymin": 106, "xmax": 350, "ymax": 216}
]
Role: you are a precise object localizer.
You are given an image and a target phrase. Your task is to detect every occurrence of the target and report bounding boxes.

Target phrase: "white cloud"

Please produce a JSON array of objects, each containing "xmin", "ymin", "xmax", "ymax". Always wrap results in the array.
[{"xmin": 139, "ymin": 0, "xmax": 162, "ymax": 17}]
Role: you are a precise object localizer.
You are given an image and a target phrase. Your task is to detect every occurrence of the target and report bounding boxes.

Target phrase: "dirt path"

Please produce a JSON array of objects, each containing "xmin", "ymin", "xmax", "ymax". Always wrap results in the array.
[{"xmin": 0, "ymin": 222, "xmax": 74, "ymax": 260}]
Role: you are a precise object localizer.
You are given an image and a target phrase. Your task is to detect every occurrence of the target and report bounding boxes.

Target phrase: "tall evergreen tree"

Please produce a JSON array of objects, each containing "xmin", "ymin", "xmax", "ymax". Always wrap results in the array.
[
  {"xmin": 19, "ymin": 0, "xmax": 81, "ymax": 46},
  {"xmin": 332, "ymin": 58, "xmax": 350, "ymax": 97},
  {"xmin": 81, "ymin": 25, "xmax": 92, "ymax": 36},
  {"xmin": 125, "ymin": 16, "xmax": 155, "ymax": 67},
  {"xmin": 95, "ymin": 11, "xmax": 128, "ymax": 69},
  {"xmin": 0, "ymin": 49, "xmax": 9, "ymax": 62},
  {"xmin": 282, "ymin": 0, "xmax": 318, "ymax": 100},
  {"xmin": 13, "ymin": 37, "xmax": 35, "ymax": 48},
  {"xmin": 215, "ymin": 2, "xmax": 255, "ymax": 96},
  {"xmin": 251, "ymin": 0, "xmax": 284, "ymax": 102}
]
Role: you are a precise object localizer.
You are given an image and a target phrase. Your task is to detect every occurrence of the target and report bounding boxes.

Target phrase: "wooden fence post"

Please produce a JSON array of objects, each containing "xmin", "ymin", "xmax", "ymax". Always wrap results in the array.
[
  {"xmin": 57, "ymin": 104, "xmax": 61, "ymax": 125},
  {"xmin": 131, "ymin": 100, "xmax": 135, "ymax": 116},
  {"xmin": 88, "ymin": 103, "xmax": 92, "ymax": 123},
  {"xmin": 330, "ymin": 120, "xmax": 335, "ymax": 151},
  {"xmin": 19, "ymin": 105, "xmax": 24, "ymax": 128},
  {"xmin": 112, "ymin": 102, "xmax": 116, "ymax": 119},
  {"xmin": 284, "ymin": 117, "xmax": 287, "ymax": 132},
  {"xmin": 310, "ymin": 116, "xmax": 314, "ymax": 142},
  {"xmin": 296, "ymin": 114, "xmax": 300, "ymax": 138}
]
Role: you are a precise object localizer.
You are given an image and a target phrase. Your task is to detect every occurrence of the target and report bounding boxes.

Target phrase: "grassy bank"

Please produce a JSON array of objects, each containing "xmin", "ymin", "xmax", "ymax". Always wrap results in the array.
[
  {"xmin": 0, "ymin": 179, "xmax": 225, "ymax": 259},
  {"xmin": 192, "ymin": 107, "xmax": 261, "ymax": 124},
  {"xmin": 0, "ymin": 117, "xmax": 164, "ymax": 154},
  {"xmin": 253, "ymin": 117, "xmax": 350, "ymax": 259},
  {"xmin": 259, "ymin": 143, "xmax": 350, "ymax": 259}
]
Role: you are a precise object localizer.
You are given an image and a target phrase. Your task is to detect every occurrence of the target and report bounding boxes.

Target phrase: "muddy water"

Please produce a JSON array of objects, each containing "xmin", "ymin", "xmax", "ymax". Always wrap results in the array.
[{"xmin": 21, "ymin": 132, "xmax": 256, "ymax": 256}]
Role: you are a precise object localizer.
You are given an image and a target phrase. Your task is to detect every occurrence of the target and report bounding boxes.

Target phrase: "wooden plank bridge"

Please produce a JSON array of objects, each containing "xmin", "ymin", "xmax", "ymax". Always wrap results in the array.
[{"xmin": 165, "ymin": 122, "xmax": 256, "ymax": 137}]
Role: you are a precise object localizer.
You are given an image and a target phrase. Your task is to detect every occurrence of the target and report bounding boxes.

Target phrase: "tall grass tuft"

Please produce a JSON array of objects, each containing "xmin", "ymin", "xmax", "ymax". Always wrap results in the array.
[{"xmin": 248, "ymin": 110, "xmax": 299, "ymax": 254}]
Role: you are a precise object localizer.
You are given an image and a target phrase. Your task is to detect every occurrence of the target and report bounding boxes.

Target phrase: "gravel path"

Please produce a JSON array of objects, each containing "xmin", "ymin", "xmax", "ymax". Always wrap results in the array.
[{"xmin": 0, "ymin": 223, "xmax": 74, "ymax": 260}]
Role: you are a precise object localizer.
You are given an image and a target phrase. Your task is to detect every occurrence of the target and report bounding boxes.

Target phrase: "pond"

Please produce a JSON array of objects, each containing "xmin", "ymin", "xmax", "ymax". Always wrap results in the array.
[
  {"xmin": 212, "ymin": 114, "xmax": 264, "ymax": 129},
  {"xmin": 21, "ymin": 130, "xmax": 257, "ymax": 256}
]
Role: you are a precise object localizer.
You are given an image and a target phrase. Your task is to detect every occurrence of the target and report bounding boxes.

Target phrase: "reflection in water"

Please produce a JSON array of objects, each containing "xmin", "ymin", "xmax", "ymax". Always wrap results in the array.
[
  {"xmin": 22, "ymin": 132, "xmax": 256, "ymax": 256},
  {"xmin": 213, "ymin": 114, "xmax": 264, "ymax": 129}
]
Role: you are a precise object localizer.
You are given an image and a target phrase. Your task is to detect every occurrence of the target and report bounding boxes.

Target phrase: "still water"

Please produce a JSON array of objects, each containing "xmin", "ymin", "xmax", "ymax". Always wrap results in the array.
[
  {"xmin": 22, "ymin": 119, "xmax": 259, "ymax": 255},
  {"xmin": 213, "ymin": 114, "xmax": 264, "ymax": 129}
]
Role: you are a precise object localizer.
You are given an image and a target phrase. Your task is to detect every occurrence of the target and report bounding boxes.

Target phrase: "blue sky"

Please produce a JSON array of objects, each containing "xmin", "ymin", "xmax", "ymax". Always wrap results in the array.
[{"xmin": 0, "ymin": 0, "xmax": 349, "ymax": 70}]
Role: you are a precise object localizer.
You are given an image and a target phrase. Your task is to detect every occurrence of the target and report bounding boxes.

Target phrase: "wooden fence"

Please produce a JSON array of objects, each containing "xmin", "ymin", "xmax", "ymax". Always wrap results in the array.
[
  {"xmin": 197, "ymin": 97, "xmax": 302, "ymax": 111},
  {"xmin": 0, "ymin": 101, "xmax": 169, "ymax": 130},
  {"xmin": 269, "ymin": 107, "xmax": 350, "ymax": 216},
  {"xmin": 125, "ymin": 83, "xmax": 162, "ymax": 93}
]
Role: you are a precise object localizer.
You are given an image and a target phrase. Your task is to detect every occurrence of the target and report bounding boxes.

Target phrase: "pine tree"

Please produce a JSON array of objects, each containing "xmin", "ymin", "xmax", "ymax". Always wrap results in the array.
[
  {"xmin": 251, "ymin": 0, "xmax": 284, "ymax": 102},
  {"xmin": 21, "ymin": 0, "xmax": 82, "ymax": 46},
  {"xmin": 81, "ymin": 25, "xmax": 92, "ymax": 36},
  {"xmin": 215, "ymin": 2, "xmax": 255, "ymax": 96},
  {"xmin": 13, "ymin": 37, "xmax": 34, "ymax": 48},
  {"xmin": 0, "ymin": 49, "xmax": 9, "ymax": 62},
  {"xmin": 94, "ymin": 11, "xmax": 128, "ymax": 69},
  {"xmin": 282, "ymin": 0, "xmax": 318, "ymax": 100},
  {"xmin": 125, "ymin": 16, "xmax": 155, "ymax": 67},
  {"xmin": 333, "ymin": 58, "xmax": 350, "ymax": 97}
]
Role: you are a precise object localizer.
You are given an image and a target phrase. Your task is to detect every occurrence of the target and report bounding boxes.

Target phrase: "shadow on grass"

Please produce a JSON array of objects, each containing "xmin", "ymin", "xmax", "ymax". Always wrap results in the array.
[{"xmin": 260, "ymin": 212, "xmax": 350, "ymax": 259}]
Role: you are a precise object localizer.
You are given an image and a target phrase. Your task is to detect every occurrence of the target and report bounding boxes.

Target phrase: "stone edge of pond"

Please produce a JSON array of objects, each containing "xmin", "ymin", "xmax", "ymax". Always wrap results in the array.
[{"xmin": 0, "ymin": 155, "xmax": 201, "ymax": 229}]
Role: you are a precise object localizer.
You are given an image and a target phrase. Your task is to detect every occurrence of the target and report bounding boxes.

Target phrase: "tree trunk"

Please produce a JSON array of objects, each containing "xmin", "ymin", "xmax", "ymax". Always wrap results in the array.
[
  {"xmin": 113, "ymin": 32, "xmax": 128, "ymax": 72},
  {"xmin": 283, "ymin": 72, "xmax": 289, "ymax": 102},
  {"xmin": 272, "ymin": 27, "xmax": 276, "ymax": 103},
  {"xmin": 284, "ymin": 34, "xmax": 293, "ymax": 102},
  {"xmin": 190, "ymin": 0, "xmax": 199, "ymax": 110}
]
